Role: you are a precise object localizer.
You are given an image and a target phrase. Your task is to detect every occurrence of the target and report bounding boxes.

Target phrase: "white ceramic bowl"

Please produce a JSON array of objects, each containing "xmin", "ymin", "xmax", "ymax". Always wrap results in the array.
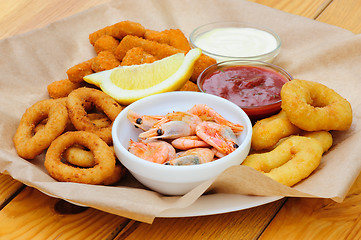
[
  {"xmin": 112, "ymin": 91, "xmax": 252, "ymax": 195},
  {"xmin": 190, "ymin": 21, "xmax": 281, "ymax": 63}
]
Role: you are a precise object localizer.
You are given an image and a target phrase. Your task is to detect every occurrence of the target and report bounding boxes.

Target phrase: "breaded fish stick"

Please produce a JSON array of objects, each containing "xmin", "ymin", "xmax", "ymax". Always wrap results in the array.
[
  {"xmin": 120, "ymin": 47, "xmax": 157, "ymax": 66},
  {"xmin": 192, "ymin": 54, "xmax": 217, "ymax": 82},
  {"xmin": 47, "ymin": 79, "xmax": 85, "ymax": 99},
  {"xmin": 114, "ymin": 35, "xmax": 216, "ymax": 82},
  {"xmin": 114, "ymin": 35, "xmax": 180, "ymax": 60},
  {"xmin": 162, "ymin": 29, "xmax": 191, "ymax": 51},
  {"xmin": 94, "ymin": 35, "xmax": 119, "ymax": 54},
  {"xmin": 144, "ymin": 29, "xmax": 170, "ymax": 44},
  {"xmin": 67, "ymin": 59, "xmax": 94, "ymax": 83},
  {"xmin": 89, "ymin": 20, "xmax": 146, "ymax": 45},
  {"xmin": 179, "ymin": 80, "xmax": 199, "ymax": 92},
  {"xmin": 91, "ymin": 51, "xmax": 121, "ymax": 72}
]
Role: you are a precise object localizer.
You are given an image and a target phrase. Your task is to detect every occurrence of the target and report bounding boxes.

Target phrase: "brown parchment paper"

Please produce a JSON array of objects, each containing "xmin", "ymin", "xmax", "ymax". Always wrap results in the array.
[{"xmin": 1, "ymin": 0, "xmax": 361, "ymax": 223}]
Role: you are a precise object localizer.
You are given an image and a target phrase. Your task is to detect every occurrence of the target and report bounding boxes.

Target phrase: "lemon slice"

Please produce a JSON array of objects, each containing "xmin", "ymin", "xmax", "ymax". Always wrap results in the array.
[{"xmin": 84, "ymin": 48, "xmax": 202, "ymax": 104}]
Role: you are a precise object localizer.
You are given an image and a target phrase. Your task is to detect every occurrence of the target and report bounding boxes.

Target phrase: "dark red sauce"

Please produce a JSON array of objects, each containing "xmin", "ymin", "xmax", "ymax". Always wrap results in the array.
[{"xmin": 201, "ymin": 65, "xmax": 290, "ymax": 121}]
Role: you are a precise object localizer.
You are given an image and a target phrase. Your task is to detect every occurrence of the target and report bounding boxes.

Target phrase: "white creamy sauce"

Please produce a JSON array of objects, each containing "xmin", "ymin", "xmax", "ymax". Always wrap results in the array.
[{"xmin": 194, "ymin": 27, "xmax": 278, "ymax": 58}]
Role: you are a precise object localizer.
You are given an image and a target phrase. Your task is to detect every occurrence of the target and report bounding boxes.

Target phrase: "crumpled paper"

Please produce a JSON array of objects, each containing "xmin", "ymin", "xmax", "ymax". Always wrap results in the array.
[{"xmin": 1, "ymin": 0, "xmax": 360, "ymax": 223}]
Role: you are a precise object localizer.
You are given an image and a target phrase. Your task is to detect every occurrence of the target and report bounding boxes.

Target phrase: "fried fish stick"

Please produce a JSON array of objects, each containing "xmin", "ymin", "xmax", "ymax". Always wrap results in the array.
[
  {"xmin": 94, "ymin": 35, "xmax": 119, "ymax": 54},
  {"xmin": 91, "ymin": 51, "xmax": 121, "ymax": 72},
  {"xmin": 47, "ymin": 79, "xmax": 85, "ymax": 98},
  {"xmin": 114, "ymin": 36, "xmax": 216, "ymax": 82},
  {"xmin": 67, "ymin": 59, "xmax": 94, "ymax": 83},
  {"xmin": 114, "ymin": 35, "xmax": 181, "ymax": 60},
  {"xmin": 89, "ymin": 21, "xmax": 146, "ymax": 45},
  {"xmin": 144, "ymin": 29, "xmax": 170, "ymax": 44},
  {"xmin": 162, "ymin": 29, "xmax": 191, "ymax": 51},
  {"xmin": 120, "ymin": 47, "xmax": 157, "ymax": 66},
  {"xmin": 179, "ymin": 80, "xmax": 199, "ymax": 92},
  {"xmin": 191, "ymin": 54, "xmax": 217, "ymax": 82}
]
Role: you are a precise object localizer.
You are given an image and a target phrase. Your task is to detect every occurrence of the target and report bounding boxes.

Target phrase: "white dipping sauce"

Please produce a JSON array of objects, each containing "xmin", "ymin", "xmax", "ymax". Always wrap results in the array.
[{"xmin": 194, "ymin": 27, "xmax": 278, "ymax": 58}]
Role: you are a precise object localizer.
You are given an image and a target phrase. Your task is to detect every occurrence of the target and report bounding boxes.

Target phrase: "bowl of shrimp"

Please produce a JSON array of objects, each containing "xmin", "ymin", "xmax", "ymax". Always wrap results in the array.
[{"xmin": 112, "ymin": 91, "xmax": 252, "ymax": 195}]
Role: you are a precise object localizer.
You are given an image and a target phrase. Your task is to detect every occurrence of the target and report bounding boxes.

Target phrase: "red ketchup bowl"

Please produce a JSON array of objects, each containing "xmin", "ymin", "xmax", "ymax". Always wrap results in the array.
[{"xmin": 197, "ymin": 60, "xmax": 293, "ymax": 122}]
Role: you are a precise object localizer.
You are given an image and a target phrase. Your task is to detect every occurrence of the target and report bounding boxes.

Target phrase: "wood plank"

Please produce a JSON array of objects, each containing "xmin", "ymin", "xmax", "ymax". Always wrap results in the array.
[
  {"xmin": 0, "ymin": 187, "xmax": 130, "ymax": 240},
  {"xmin": 0, "ymin": 174, "xmax": 23, "ymax": 207},
  {"xmin": 259, "ymin": 173, "xmax": 361, "ymax": 240},
  {"xmin": 316, "ymin": 0, "xmax": 361, "ymax": 33},
  {"xmin": 248, "ymin": 0, "xmax": 332, "ymax": 19},
  {"xmin": 115, "ymin": 199, "xmax": 285, "ymax": 240},
  {"xmin": 0, "ymin": 0, "xmax": 110, "ymax": 40}
]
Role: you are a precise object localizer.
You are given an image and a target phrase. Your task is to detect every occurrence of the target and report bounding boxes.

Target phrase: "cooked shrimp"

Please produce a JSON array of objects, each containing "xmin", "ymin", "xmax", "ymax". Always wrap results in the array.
[
  {"xmin": 168, "ymin": 148, "xmax": 214, "ymax": 165},
  {"xmin": 196, "ymin": 121, "xmax": 239, "ymax": 155},
  {"xmin": 171, "ymin": 136, "xmax": 210, "ymax": 150},
  {"xmin": 188, "ymin": 104, "xmax": 244, "ymax": 134},
  {"xmin": 211, "ymin": 147, "xmax": 227, "ymax": 158},
  {"xmin": 127, "ymin": 110, "xmax": 163, "ymax": 131},
  {"xmin": 128, "ymin": 139, "xmax": 176, "ymax": 164},
  {"xmin": 139, "ymin": 111, "xmax": 202, "ymax": 139}
]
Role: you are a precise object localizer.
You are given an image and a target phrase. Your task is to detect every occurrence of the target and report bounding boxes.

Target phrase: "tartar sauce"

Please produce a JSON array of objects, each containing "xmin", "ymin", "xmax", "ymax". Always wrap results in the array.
[{"xmin": 194, "ymin": 27, "xmax": 279, "ymax": 61}]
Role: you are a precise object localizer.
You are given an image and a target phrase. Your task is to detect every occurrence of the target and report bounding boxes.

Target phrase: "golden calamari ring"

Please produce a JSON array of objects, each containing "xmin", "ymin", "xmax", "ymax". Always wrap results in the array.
[
  {"xmin": 281, "ymin": 79, "xmax": 352, "ymax": 131},
  {"xmin": 13, "ymin": 99, "xmax": 68, "ymax": 159},
  {"xmin": 63, "ymin": 145, "xmax": 126, "ymax": 185},
  {"xmin": 45, "ymin": 131, "xmax": 115, "ymax": 184},
  {"xmin": 251, "ymin": 110, "xmax": 301, "ymax": 150},
  {"xmin": 66, "ymin": 87, "xmax": 123, "ymax": 144},
  {"xmin": 242, "ymin": 135, "xmax": 327, "ymax": 187}
]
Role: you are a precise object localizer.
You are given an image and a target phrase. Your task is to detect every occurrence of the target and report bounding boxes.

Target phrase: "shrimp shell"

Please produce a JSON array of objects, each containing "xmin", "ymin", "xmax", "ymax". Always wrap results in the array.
[{"xmin": 196, "ymin": 121, "xmax": 238, "ymax": 155}]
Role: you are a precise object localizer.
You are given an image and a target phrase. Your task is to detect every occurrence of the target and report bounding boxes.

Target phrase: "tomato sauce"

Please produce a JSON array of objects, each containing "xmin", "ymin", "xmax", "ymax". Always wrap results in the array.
[{"xmin": 201, "ymin": 65, "xmax": 289, "ymax": 120}]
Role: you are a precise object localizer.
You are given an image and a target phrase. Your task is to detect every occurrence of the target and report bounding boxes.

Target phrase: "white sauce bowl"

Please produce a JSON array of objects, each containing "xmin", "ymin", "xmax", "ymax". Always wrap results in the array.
[
  {"xmin": 112, "ymin": 91, "xmax": 252, "ymax": 195},
  {"xmin": 190, "ymin": 21, "xmax": 281, "ymax": 63}
]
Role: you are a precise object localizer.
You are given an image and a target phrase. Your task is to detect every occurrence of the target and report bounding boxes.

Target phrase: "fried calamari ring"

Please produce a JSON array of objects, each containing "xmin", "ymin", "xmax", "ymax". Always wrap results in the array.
[
  {"xmin": 242, "ymin": 136, "xmax": 325, "ymax": 187},
  {"xmin": 33, "ymin": 116, "xmax": 76, "ymax": 134},
  {"xmin": 34, "ymin": 112, "xmax": 109, "ymax": 135},
  {"xmin": 63, "ymin": 145, "xmax": 126, "ymax": 185},
  {"xmin": 281, "ymin": 79, "xmax": 352, "ymax": 131},
  {"xmin": 45, "ymin": 131, "xmax": 115, "ymax": 184},
  {"xmin": 66, "ymin": 87, "xmax": 123, "ymax": 144},
  {"xmin": 251, "ymin": 110, "xmax": 301, "ymax": 150},
  {"xmin": 302, "ymin": 131, "xmax": 333, "ymax": 152},
  {"xmin": 13, "ymin": 99, "xmax": 68, "ymax": 159},
  {"xmin": 102, "ymin": 164, "xmax": 127, "ymax": 185},
  {"xmin": 87, "ymin": 113, "xmax": 112, "ymax": 128},
  {"xmin": 63, "ymin": 145, "xmax": 95, "ymax": 167}
]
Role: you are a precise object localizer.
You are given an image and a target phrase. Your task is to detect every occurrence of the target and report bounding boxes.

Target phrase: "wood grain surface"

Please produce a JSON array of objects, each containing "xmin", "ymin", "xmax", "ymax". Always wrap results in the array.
[{"xmin": 0, "ymin": 0, "xmax": 360, "ymax": 239}]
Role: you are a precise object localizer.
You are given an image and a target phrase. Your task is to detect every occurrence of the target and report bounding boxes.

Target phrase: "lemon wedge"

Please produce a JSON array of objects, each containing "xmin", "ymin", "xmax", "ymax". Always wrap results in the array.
[{"xmin": 84, "ymin": 48, "xmax": 202, "ymax": 104}]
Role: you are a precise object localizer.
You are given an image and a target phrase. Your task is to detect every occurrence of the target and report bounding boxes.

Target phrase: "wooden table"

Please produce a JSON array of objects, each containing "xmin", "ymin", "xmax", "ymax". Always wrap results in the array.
[{"xmin": 1, "ymin": 0, "xmax": 361, "ymax": 239}]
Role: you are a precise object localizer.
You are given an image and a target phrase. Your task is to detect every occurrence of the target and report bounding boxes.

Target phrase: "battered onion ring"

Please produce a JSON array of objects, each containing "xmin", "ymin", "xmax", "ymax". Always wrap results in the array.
[
  {"xmin": 44, "ymin": 131, "xmax": 115, "ymax": 184},
  {"xmin": 88, "ymin": 113, "xmax": 112, "ymax": 128},
  {"xmin": 63, "ymin": 145, "xmax": 126, "ymax": 185},
  {"xmin": 13, "ymin": 99, "xmax": 68, "ymax": 159},
  {"xmin": 66, "ymin": 87, "xmax": 123, "ymax": 144},
  {"xmin": 102, "ymin": 164, "xmax": 127, "ymax": 185},
  {"xmin": 242, "ymin": 136, "xmax": 324, "ymax": 187},
  {"xmin": 281, "ymin": 79, "xmax": 352, "ymax": 131},
  {"xmin": 251, "ymin": 110, "xmax": 301, "ymax": 150},
  {"xmin": 302, "ymin": 131, "xmax": 333, "ymax": 152},
  {"xmin": 63, "ymin": 145, "xmax": 95, "ymax": 167}
]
